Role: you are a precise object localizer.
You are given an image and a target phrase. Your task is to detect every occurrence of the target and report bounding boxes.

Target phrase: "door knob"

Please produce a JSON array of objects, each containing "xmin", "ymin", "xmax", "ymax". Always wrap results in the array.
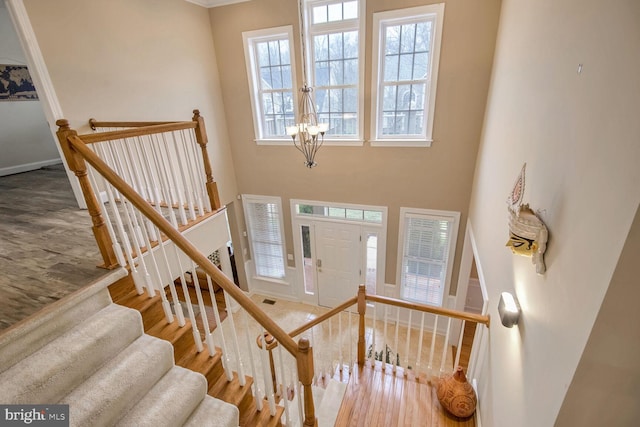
[{"xmin": 317, "ymin": 259, "xmax": 322, "ymax": 272}]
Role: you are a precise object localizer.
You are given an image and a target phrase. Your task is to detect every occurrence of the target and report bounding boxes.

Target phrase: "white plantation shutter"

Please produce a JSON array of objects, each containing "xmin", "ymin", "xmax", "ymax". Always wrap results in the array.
[
  {"xmin": 400, "ymin": 211, "xmax": 458, "ymax": 306},
  {"xmin": 243, "ymin": 195, "xmax": 286, "ymax": 279}
]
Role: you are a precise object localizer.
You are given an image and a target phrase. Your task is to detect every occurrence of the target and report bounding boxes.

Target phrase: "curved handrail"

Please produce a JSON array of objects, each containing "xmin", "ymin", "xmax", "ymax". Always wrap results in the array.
[
  {"xmin": 366, "ymin": 294, "xmax": 490, "ymax": 326},
  {"xmin": 65, "ymin": 134, "xmax": 300, "ymax": 355}
]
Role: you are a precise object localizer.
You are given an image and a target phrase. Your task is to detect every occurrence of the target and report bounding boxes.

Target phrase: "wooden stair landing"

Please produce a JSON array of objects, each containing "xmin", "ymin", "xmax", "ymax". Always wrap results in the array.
[{"xmin": 336, "ymin": 360, "xmax": 477, "ymax": 427}]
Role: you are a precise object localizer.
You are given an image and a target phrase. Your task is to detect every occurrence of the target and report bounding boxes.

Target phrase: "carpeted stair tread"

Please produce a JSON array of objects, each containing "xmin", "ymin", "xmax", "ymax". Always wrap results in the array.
[
  {"xmin": 116, "ymin": 366, "xmax": 207, "ymax": 426},
  {"xmin": 0, "ymin": 303, "xmax": 142, "ymax": 404},
  {"xmin": 60, "ymin": 334, "xmax": 174, "ymax": 427},
  {"xmin": 0, "ymin": 269, "xmax": 126, "ymax": 372},
  {"xmin": 184, "ymin": 394, "xmax": 240, "ymax": 427}
]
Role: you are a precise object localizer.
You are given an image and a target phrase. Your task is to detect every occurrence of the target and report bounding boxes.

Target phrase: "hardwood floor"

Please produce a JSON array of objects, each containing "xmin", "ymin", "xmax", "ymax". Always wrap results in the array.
[
  {"xmin": 0, "ymin": 165, "xmax": 107, "ymax": 330},
  {"xmin": 336, "ymin": 361, "xmax": 477, "ymax": 426}
]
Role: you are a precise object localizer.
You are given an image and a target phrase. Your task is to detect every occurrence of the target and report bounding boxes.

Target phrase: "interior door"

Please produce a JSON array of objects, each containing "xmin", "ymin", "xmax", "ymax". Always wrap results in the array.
[{"xmin": 315, "ymin": 222, "xmax": 361, "ymax": 308}]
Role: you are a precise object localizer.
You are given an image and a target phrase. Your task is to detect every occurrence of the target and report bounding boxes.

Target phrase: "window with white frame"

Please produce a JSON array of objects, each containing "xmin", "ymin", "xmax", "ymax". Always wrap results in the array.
[
  {"xmin": 371, "ymin": 4, "xmax": 444, "ymax": 147},
  {"xmin": 243, "ymin": 195, "xmax": 287, "ymax": 280},
  {"xmin": 305, "ymin": 0, "xmax": 364, "ymax": 142},
  {"xmin": 397, "ymin": 208, "xmax": 459, "ymax": 306},
  {"xmin": 243, "ymin": 26, "xmax": 297, "ymax": 143}
]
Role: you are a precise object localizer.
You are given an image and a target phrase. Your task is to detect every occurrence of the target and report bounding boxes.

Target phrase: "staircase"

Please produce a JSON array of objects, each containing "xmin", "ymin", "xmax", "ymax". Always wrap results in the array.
[
  {"xmin": 108, "ymin": 271, "xmax": 287, "ymax": 426},
  {"xmin": 0, "ymin": 269, "xmax": 239, "ymax": 427}
]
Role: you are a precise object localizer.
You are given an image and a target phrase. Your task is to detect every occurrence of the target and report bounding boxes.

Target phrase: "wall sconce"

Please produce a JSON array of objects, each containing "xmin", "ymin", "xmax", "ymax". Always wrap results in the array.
[{"xmin": 498, "ymin": 292, "xmax": 521, "ymax": 328}]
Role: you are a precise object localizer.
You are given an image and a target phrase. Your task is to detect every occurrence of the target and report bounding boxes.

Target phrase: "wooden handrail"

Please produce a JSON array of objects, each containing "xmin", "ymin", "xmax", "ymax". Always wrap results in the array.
[
  {"xmin": 64, "ymin": 134, "xmax": 299, "ymax": 355},
  {"xmin": 366, "ymin": 294, "xmax": 490, "ymax": 327},
  {"xmin": 288, "ymin": 296, "xmax": 358, "ymax": 338},
  {"xmin": 78, "ymin": 121, "xmax": 197, "ymax": 144},
  {"xmin": 89, "ymin": 118, "xmax": 179, "ymax": 130}
]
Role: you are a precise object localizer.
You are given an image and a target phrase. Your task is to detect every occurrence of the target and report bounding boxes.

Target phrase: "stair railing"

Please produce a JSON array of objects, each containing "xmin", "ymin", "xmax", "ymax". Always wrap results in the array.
[
  {"xmin": 55, "ymin": 110, "xmax": 221, "ymax": 270},
  {"xmin": 57, "ymin": 123, "xmax": 318, "ymax": 426}
]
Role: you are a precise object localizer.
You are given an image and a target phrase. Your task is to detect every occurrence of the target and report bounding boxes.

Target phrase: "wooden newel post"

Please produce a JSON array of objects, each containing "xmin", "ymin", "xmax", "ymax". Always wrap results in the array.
[
  {"xmin": 357, "ymin": 284, "xmax": 367, "ymax": 366},
  {"xmin": 296, "ymin": 337, "xmax": 317, "ymax": 427},
  {"xmin": 192, "ymin": 109, "xmax": 221, "ymax": 211},
  {"xmin": 55, "ymin": 120, "xmax": 119, "ymax": 270}
]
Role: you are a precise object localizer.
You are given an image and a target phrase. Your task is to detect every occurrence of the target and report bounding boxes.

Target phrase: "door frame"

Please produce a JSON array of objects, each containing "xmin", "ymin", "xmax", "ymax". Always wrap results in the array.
[
  {"xmin": 290, "ymin": 199, "xmax": 387, "ymax": 306},
  {"xmin": 6, "ymin": 0, "xmax": 85, "ymax": 208}
]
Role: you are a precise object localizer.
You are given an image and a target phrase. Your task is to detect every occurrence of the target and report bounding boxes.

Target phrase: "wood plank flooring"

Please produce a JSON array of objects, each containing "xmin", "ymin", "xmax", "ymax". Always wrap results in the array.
[
  {"xmin": 336, "ymin": 361, "xmax": 476, "ymax": 427},
  {"xmin": 0, "ymin": 165, "xmax": 106, "ymax": 330}
]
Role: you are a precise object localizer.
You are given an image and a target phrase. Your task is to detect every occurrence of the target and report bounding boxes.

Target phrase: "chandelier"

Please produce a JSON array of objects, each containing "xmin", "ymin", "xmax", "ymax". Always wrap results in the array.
[
  {"xmin": 286, "ymin": 86, "xmax": 329, "ymax": 168},
  {"xmin": 287, "ymin": 0, "xmax": 329, "ymax": 168}
]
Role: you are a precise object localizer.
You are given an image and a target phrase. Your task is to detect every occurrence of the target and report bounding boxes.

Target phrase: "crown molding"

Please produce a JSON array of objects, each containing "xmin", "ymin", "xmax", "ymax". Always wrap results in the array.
[{"xmin": 185, "ymin": 0, "xmax": 250, "ymax": 8}]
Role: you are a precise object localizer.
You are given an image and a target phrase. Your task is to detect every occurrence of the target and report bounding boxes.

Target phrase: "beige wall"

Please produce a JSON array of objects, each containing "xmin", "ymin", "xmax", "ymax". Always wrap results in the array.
[
  {"xmin": 209, "ymin": 0, "xmax": 501, "ymax": 289},
  {"xmin": 468, "ymin": 0, "xmax": 640, "ymax": 425},
  {"xmin": 555, "ymin": 204, "xmax": 640, "ymax": 426},
  {"xmin": 22, "ymin": 0, "xmax": 238, "ymax": 205}
]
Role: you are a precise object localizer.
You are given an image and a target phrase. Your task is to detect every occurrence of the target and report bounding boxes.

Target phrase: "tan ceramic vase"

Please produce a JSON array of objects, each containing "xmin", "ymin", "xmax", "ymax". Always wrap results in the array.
[{"xmin": 436, "ymin": 366, "xmax": 477, "ymax": 418}]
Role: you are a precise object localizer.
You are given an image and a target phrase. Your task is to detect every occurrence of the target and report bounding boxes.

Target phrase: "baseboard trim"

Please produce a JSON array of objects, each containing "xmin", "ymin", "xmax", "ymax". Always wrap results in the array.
[{"xmin": 0, "ymin": 159, "xmax": 62, "ymax": 177}]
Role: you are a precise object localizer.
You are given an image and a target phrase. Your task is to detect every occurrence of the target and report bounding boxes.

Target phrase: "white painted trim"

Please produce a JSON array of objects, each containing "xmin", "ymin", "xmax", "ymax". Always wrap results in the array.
[
  {"xmin": 0, "ymin": 159, "xmax": 61, "ymax": 177},
  {"xmin": 243, "ymin": 25, "xmax": 298, "ymax": 143},
  {"xmin": 396, "ymin": 207, "xmax": 461, "ymax": 307},
  {"xmin": 184, "ymin": 0, "xmax": 250, "ymax": 8},
  {"xmin": 5, "ymin": 0, "xmax": 85, "ymax": 208},
  {"xmin": 370, "ymin": 3, "xmax": 445, "ymax": 146}
]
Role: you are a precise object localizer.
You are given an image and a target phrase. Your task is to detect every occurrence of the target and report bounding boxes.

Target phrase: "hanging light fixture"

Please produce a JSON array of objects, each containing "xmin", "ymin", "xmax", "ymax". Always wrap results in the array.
[{"xmin": 287, "ymin": 0, "xmax": 329, "ymax": 168}]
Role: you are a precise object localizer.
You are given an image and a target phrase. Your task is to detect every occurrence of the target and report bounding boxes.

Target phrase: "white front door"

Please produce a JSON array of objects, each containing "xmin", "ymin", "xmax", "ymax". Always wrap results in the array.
[{"xmin": 315, "ymin": 222, "xmax": 361, "ymax": 308}]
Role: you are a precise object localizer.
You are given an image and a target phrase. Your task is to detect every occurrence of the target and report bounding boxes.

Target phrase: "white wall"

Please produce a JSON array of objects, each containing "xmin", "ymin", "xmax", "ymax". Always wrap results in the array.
[
  {"xmin": 0, "ymin": 5, "xmax": 59, "ymax": 175},
  {"xmin": 22, "ymin": 0, "xmax": 238, "ymax": 205},
  {"xmin": 468, "ymin": 0, "xmax": 640, "ymax": 426}
]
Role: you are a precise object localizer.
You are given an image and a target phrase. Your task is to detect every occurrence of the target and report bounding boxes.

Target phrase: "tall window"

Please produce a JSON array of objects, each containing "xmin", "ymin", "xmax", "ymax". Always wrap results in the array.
[
  {"xmin": 243, "ymin": 195, "xmax": 286, "ymax": 280},
  {"xmin": 371, "ymin": 4, "xmax": 444, "ymax": 146},
  {"xmin": 305, "ymin": 0, "xmax": 364, "ymax": 143},
  {"xmin": 398, "ymin": 208, "xmax": 459, "ymax": 306},
  {"xmin": 243, "ymin": 26, "xmax": 297, "ymax": 143}
]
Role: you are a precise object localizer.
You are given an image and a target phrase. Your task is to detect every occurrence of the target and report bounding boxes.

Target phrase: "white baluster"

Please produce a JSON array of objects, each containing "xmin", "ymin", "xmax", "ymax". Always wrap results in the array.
[
  {"xmin": 170, "ymin": 130, "xmax": 196, "ymax": 221},
  {"xmin": 205, "ymin": 274, "xmax": 232, "ymax": 381},
  {"xmin": 242, "ymin": 310, "xmax": 263, "ymax": 410},
  {"xmin": 328, "ymin": 316, "xmax": 334, "ymax": 375},
  {"xmin": 440, "ymin": 317, "xmax": 452, "ymax": 376},
  {"xmin": 348, "ymin": 306, "xmax": 353, "ymax": 369},
  {"xmin": 223, "ymin": 291, "xmax": 246, "ymax": 386},
  {"xmin": 173, "ymin": 247, "xmax": 203, "ymax": 352},
  {"xmin": 338, "ymin": 311, "xmax": 343, "ymax": 371},
  {"xmin": 259, "ymin": 328, "xmax": 277, "ymax": 416},
  {"xmin": 404, "ymin": 309, "xmax": 412, "ymax": 374},
  {"xmin": 149, "ymin": 133, "xmax": 178, "ymax": 228},
  {"xmin": 454, "ymin": 320, "xmax": 466, "ymax": 370},
  {"xmin": 416, "ymin": 312, "xmax": 426, "ymax": 375},
  {"xmin": 371, "ymin": 303, "xmax": 377, "ymax": 365},
  {"xmin": 428, "ymin": 314, "xmax": 439, "ymax": 379},
  {"xmin": 179, "ymin": 129, "xmax": 203, "ymax": 217},
  {"xmin": 277, "ymin": 345, "xmax": 291, "ymax": 424},
  {"xmin": 393, "ymin": 306, "xmax": 400, "ymax": 372},
  {"xmin": 160, "ymin": 133, "xmax": 187, "ymax": 225},
  {"xmin": 190, "ymin": 262, "xmax": 215, "ymax": 355},
  {"xmin": 155, "ymin": 228, "xmax": 185, "ymax": 326},
  {"xmin": 383, "ymin": 305, "xmax": 388, "ymax": 370}
]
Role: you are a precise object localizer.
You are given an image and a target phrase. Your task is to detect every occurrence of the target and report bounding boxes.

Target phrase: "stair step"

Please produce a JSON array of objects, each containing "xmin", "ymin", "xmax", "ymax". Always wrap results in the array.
[
  {"xmin": 117, "ymin": 290, "xmax": 166, "ymax": 331},
  {"xmin": 147, "ymin": 317, "xmax": 194, "ymax": 360},
  {"xmin": 0, "ymin": 304, "xmax": 142, "ymax": 404},
  {"xmin": 0, "ymin": 269, "xmax": 126, "ymax": 372},
  {"xmin": 209, "ymin": 371, "xmax": 254, "ymax": 409},
  {"xmin": 116, "ymin": 366, "xmax": 207, "ymax": 426},
  {"xmin": 60, "ymin": 334, "xmax": 174, "ymax": 427},
  {"xmin": 177, "ymin": 347, "xmax": 224, "ymax": 387},
  {"xmin": 184, "ymin": 394, "xmax": 240, "ymax": 427},
  {"xmin": 240, "ymin": 398, "xmax": 285, "ymax": 427}
]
